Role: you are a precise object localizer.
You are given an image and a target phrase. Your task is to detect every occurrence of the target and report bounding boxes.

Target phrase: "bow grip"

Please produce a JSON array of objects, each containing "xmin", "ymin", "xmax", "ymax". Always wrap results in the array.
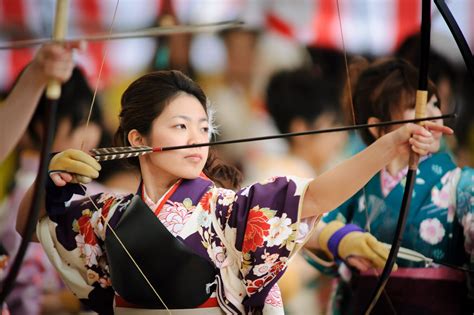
[
  {"xmin": 408, "ymin": 90, "xmax": 428, "ymax": 169},
  {"xmin": 46, "ymin": 0, "xmax": 69, "ymax": 100}
]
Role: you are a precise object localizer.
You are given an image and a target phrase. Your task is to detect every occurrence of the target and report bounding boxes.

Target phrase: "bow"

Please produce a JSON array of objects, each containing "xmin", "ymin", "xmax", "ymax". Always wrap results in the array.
[
  {"xmin": 363, "ymin": 0, "xmax": 474, "ymax": 312},
  {"xmin": 362, "ymin": 1, "xmax": 432, "ymax": 313},
  {"xmin": 433, "ymin": 0, "xmax": 474, "ymax": 80},
  {"xmin": 0, "ymin": 21, "xmax": 244, "ymax": 50},
  {"xmin": 0, "ymin": 0, "xmax": 69, "ymax": 303}
]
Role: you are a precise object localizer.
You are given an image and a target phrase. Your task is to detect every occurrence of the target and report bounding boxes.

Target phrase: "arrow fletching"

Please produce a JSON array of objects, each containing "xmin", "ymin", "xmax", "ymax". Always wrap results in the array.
[{"xmin": 91, "ymin": 145, "xmax": 154, "ymax": 161}]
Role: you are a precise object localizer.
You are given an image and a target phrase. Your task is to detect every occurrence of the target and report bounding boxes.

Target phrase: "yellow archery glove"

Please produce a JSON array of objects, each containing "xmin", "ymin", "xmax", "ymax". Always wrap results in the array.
[
  {"xmin": 49, "ymin": 149, "xmax": 101, "ymax": 185},
  {"xmin": 319, "ymin": 221, "xmax": 391, "ymax": 269}
]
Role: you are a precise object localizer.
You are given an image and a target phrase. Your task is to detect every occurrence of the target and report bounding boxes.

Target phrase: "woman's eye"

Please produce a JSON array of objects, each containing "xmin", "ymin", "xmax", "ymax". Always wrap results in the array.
[
  {"xmin": 175, "ymin": 124, "xmax": 186, "ymax": 129},
  {"xmin": 202, "ymin": 127, "xmax": 209, "ymax": 133}
]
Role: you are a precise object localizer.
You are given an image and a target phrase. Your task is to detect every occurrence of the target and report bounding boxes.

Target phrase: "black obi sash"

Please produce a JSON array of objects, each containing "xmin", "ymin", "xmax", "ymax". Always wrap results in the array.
[{"xmin": 104, "ymin": 180, "xmax": 217, "ymax": 309}]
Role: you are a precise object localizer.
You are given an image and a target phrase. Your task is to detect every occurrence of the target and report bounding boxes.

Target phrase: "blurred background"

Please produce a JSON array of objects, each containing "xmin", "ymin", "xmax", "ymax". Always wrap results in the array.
[{"xmin": 0, "ymin": 0, "xmax": 473, "ymax": 314}]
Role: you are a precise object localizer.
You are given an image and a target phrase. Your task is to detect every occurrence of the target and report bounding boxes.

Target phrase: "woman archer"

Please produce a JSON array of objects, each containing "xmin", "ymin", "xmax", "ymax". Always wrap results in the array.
[{"xmin": 17, "ymin": 70, "xmax": 451, "ymax": 314}]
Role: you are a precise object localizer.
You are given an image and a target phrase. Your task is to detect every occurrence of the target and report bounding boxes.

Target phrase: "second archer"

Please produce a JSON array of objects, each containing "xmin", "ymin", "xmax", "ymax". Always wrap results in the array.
[{"xmin": 304, "ymin": 58, "xmax": 473, "ymax": 315}]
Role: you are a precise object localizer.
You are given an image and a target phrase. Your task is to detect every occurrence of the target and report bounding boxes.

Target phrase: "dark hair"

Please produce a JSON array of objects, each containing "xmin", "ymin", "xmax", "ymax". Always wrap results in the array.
[
  {"xmin": 266, "ymin": 67, "xmax": 341, "ymax": 136},
  {"xmin": 347, "ymin": 57, "xmax": 438, "ymax": 145},
  {"xmin": 396, "ymin": 33, "xmax": 458, "ymax": 85},
  {"xmin": 114, "ymin": 70, "xmax": 242, "ymax": 190},
  {"xmin": 27, "ymin": 67, "xmax": 103, "ymax": 146},
  {"xmin": 306, "ymin": 46, "xmax": 346, "ymax": 89}
]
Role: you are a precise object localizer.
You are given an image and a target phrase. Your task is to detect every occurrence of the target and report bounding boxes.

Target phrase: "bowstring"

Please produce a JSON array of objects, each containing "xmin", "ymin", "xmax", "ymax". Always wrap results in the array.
[{"xmin": 80, "ymin": 0, "xmax": 119, "ymax": 151}]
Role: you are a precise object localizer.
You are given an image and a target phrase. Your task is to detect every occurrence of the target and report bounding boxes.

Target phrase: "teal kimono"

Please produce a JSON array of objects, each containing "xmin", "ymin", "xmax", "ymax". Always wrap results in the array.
[{"xmin": 320, "ymin": 153, "xmax": 474, "ymax": 314}]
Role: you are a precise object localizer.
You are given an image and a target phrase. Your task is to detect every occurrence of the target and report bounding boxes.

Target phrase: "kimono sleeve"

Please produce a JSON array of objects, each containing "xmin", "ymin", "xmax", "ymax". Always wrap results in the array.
[
  {"xmin": 454, "ymin": 167, "xmax": 474, "ymax": 305},
  {"xmin": 37, "ymin": 181, "xmax": 133, "ymax": 315},
  {"xmin": 213, "ymin": 176, "xmax": 317, "ymax": 309},
  {"xmin": 455, "ymin": 168, "xmax": 474, "ymax": 257}
]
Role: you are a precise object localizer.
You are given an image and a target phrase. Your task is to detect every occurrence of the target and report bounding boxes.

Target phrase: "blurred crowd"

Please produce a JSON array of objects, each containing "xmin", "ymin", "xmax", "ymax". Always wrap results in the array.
[{"xmin": 0, "ymin": 0, "xmax": 473, "ymax": 314}]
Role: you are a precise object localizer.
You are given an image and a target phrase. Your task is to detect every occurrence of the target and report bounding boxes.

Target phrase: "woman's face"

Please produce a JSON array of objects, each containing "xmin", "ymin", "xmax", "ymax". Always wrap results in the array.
[
  {"xmin": 141, "ymin": 93, "xmax": 210, "ymax": 180},
  {"xmin": 399, "ymin": 95, "xmax": 441, "ymax": 123},
  {"xmin": 384, "ymin": 95, "xmax": 442, "ymax": 135},
  {"xmin": 53, "ymin": 119, "xmax": 102, "ymax": 152},
  {"xmin": 305, "ymin": 113, "xmax": 347, "ymax": 173}
]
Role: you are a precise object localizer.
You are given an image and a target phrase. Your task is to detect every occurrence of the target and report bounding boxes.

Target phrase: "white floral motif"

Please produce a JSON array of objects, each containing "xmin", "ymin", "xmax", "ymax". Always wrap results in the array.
[
  {"xmin": 209, "ymin": 245, "xmax": 226, "ymax": 268},
  {"xmin": 416, "ymin": 178, "xmax": 426, "ymax": 185},
  {"xmin": 431, "ymin": 169, "xmax": 459, "ymax": 222},
  {"xmin": 431, "ymin": 186, "xmax": 450, "ymax": 209},
  {"xmin": 461, "ymin": 213, "xmax": 474, "ymax": 254},
  {"xmin": 262, "ymin": 252, "xmax": 279, "ymax": 263},
  {"xmin": 419, "ymin": 218, "xmax": 445, "ymax": 245},
  {"xmin": 157, "ymin": 201, "xmax": 193, "ymax": 236},
  {"xmin": 357, "ymin": 195, "xmax": 366, "ymax": 212},
  {"xmin": 197, "ymin": 210, "xmax": 211, "ymax": 228},
  {"xmin": 75, "ymin": 234, "xmax": 102, "ymax": 267},
  {"xmin": 432, "ymin": 164, "xmax": 443, "ymax": 175},
  {"xmin": 253, "ymin": 262, "xmax": 273, "ymax": 276},
  {"xmin": 265, "ymin": 213, "xmax": 293, "ymax": 247},
  {"xmin": 217, "ymin": 190, "xmax": 235, "ymax": 206},
  {"xmin": 90, "ymin": 211, "xmax": 105, "ymax": 238},
  {"xmin": 251, "ymin": 252, "xmax": 280, "ymax": 277}
]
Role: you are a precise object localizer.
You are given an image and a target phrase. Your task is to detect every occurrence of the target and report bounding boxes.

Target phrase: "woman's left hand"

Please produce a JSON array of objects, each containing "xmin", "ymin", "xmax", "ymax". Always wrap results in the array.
[{"xmin": 392, "ymin": 121, "xmax": 453, "ymax": 156}]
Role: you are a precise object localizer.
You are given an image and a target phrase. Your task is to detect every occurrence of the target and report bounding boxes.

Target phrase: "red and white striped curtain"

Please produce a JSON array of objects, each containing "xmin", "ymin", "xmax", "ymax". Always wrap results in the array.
[
  {"xmin": 265, "ymin": 0, "xmax": 473, "ymax": 55},
  {"xmin": 0, "ymin": 0, "xmax": 473, "ymax": 91},
  {"xmin": 0, "ymin": 0, "xmax": 163, "ymax": 91}
]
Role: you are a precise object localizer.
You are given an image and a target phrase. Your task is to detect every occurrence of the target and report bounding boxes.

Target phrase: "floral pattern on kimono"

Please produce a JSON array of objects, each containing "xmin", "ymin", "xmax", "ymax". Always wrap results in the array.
[
  {"xmin": 319, "ymin": 152, "xmax": 473, "ymax": 314},
  {"xmin": 38, "ymin": 175, "xmax": 316, "ymax": 314}
]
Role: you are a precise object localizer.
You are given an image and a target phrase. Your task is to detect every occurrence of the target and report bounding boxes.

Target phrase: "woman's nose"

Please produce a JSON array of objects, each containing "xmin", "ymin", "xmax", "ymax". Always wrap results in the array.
[
  {"xmin": 187, "ymin": 126, "xmax": 205, "ymax": 145},
  {"xmin": 428, "ymin": 103, "xmax": 442, "ymax": 116}
]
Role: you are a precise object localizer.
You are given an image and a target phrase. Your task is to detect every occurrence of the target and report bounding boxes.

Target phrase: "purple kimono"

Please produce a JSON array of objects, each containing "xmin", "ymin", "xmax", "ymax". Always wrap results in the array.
[{"xmin": 37, "ymin": 175, "xmax": 318, "ymax": 314}]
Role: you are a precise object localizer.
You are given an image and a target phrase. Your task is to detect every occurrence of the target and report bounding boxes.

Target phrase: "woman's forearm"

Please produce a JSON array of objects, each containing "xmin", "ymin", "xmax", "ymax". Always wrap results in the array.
[
  {"xmin": 0, "ymin": 64, "xmax": 47, "ymax": 161},
  {"xmin": 302, "ymin": 134, "xmax": 396, "ymax": 218},
  {"xmin": 17, "ymin": 180, "xmax": 46, "ymax": 241},
  {"xmin": 0, "ymin": 43, "xmax": 76, "ymax": 162}
]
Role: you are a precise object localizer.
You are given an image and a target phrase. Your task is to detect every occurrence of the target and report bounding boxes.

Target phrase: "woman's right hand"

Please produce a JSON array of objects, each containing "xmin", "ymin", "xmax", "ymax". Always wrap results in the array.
[
  {"xmin": 29, "ymin": 42, "xmax": 84, "ymax": 84},
  {"xmin": 49, "ymin": 149, "xmax": 101, "ymax": 186}
]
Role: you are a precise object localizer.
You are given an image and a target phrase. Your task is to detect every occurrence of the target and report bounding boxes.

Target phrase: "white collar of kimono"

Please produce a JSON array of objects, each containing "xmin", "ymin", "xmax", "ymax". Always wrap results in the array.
[{"xmin": 142, "ymin": 185, "xmax": 159, "ymax": 210}]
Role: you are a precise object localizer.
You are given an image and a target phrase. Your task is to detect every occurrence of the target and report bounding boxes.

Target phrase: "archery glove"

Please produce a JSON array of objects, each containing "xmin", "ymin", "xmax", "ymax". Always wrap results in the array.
[
  {"xmin": 319, "ymin": 221, "xmax": 392, "ymax": 269},
  {"xmin": 49, "ymin": 149, "xmax": 101, "ymax": 184}
]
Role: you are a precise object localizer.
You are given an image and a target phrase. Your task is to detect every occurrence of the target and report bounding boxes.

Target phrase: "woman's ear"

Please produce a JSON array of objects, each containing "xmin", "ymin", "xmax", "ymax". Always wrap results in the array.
[
  {"xmin": 128, "ymin": 129, "xmax": 145, "ymax": 146},
  {"xmin": 367, "ymin": 117, "xmax": 382, "ymax": 139}
]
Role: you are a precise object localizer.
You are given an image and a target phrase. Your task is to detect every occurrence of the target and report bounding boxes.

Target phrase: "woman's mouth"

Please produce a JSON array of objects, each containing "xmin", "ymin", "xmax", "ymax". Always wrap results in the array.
[{"xmin": 185, "ymin": 154, "xmax": 202, "ymax": 162}]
